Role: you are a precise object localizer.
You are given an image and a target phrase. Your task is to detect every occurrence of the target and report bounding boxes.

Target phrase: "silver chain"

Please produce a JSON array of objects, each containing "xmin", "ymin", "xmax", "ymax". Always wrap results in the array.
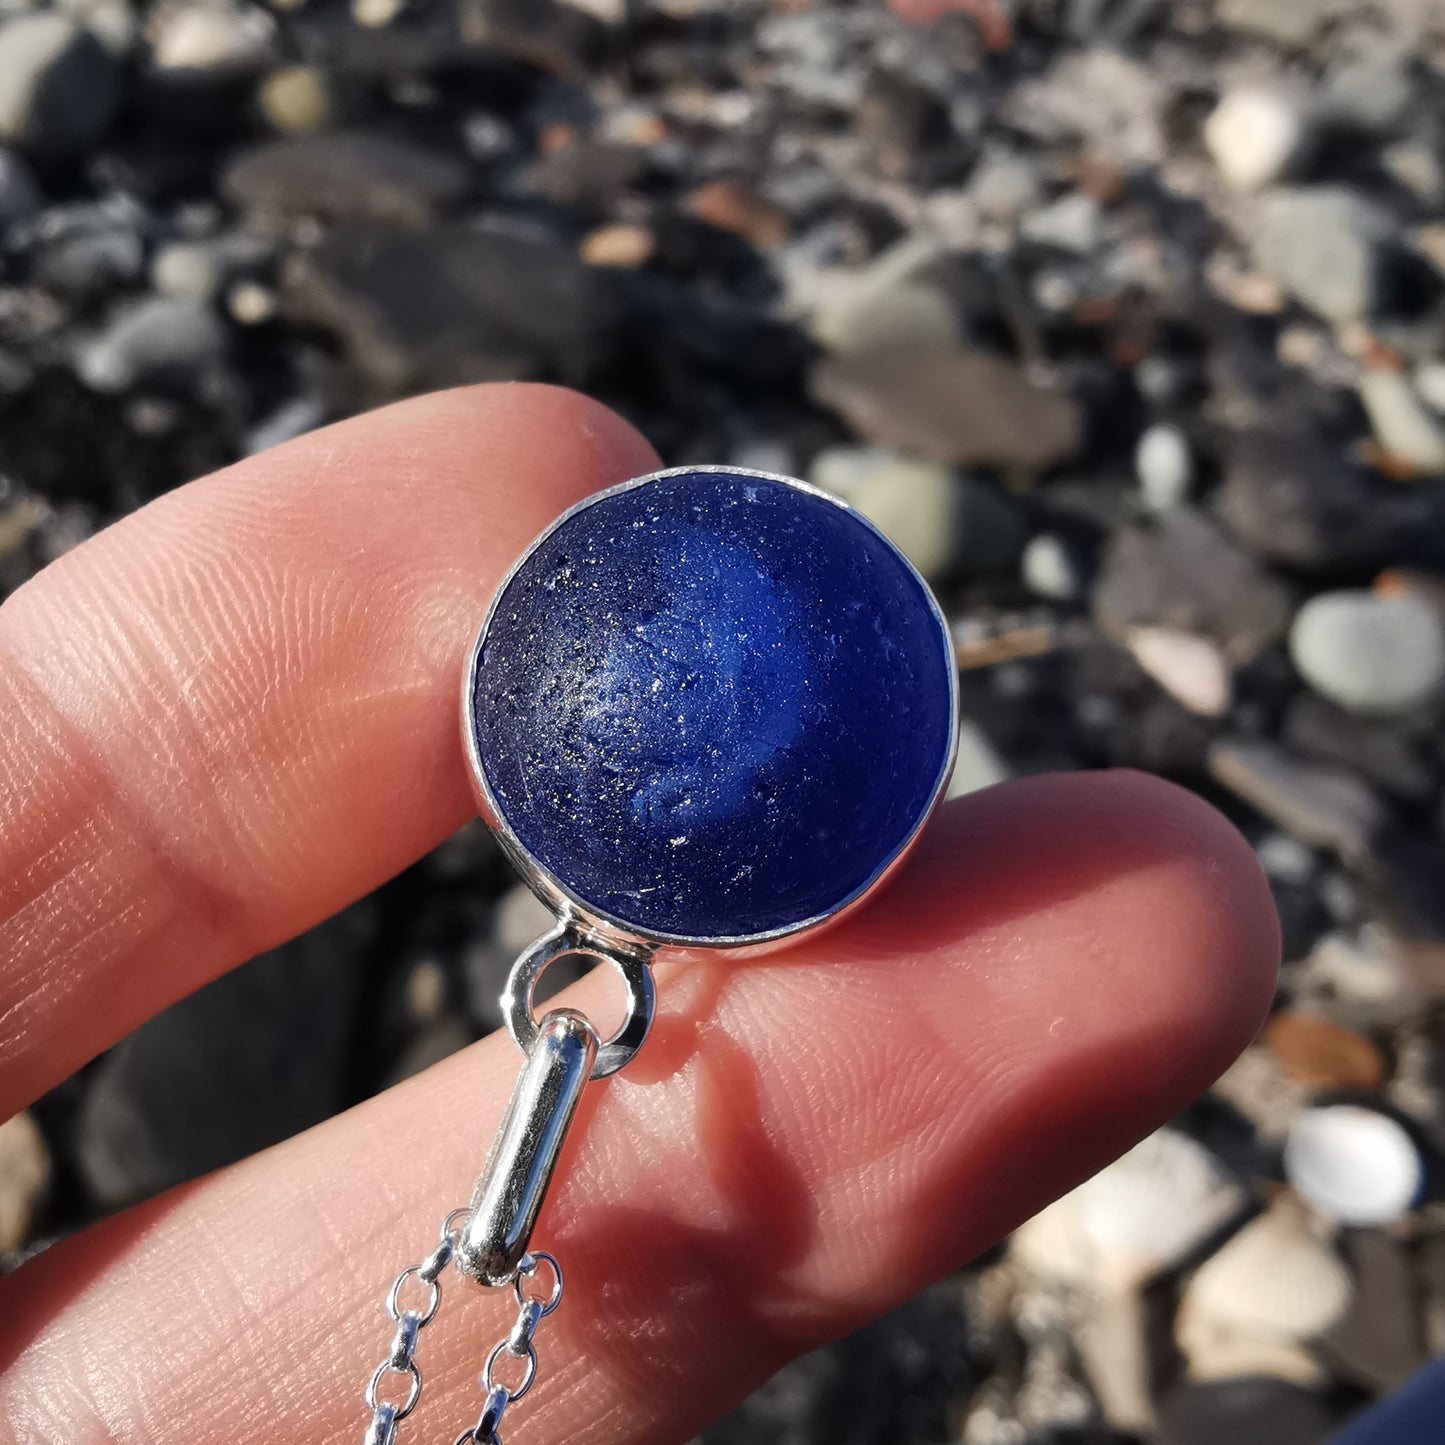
[
  {"xmin": 362, "ymin": 1207, "xmax": 470, "ymax": 1445},
  {"xmin": 361, "ymin": 1214, "xmax": 565, "ymax": 1445},
  {"xmin": 451, "ymin": 1250, "xmax": 565, "ymax": 1445},
  {"xmin": 358, "ymin": 937, "xmax": 655, "ymax": 1445}
]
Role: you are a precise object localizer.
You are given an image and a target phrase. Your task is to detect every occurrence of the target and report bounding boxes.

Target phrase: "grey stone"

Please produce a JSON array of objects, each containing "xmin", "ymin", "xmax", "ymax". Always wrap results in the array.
[
  {"xmin": 1290, "ymin": 590, "xmax": 1445, "ymax": 719},
  {"xmin": 1322, "ymin": 38, "xmax": 1414, "ymax": 137},
  {"xmin": 244, "ymin": 393, "xmax": 326, "ymax": 455},
  {"xmin": 29, "ymin": 205, "xmax": 145, "ymax": 295},
  {"xmin": 0, "ymin": 14, "xmax": 121, "ymax": 162},
  {"xmin": 75, "ymin": 296, "xmax": 227, "ymax": 392},
  {"xmin": 810, "ymin": 235, "xmax": 961, "ymax": 356},
  {"xmin": 1209, "ymin": 739, "xmax": 1384, "ymax": 856},
  {"xmin": 224, "ymin": 132, "xmax": 470, "ymax": 226},
  {"xmin": 1254, "ymin": 187, "xmax": 1393, "ymax": 324},
  {"xmin": 1215, "ymin": 0, "xmax": 1340, "ymax": 48},
  {"xmin": 283, "ymin": 222, "xmax": 620, "ymax": 392},
  {"xmin": 945, "ymin": 719, "xmax": 1010, "ymax": 800},
  {"xmin": 76, "ymin": 906, "xmax": 372, "ymax": 1208},
  {"xmin": 1093, "ymin": 510, "xmax": 1291, "ymax": 664},
  {"xmin": 1003, "ymin": 47, "xmax": 1164, "ymax": 168},
  {"xmin": 812, "ymin": 344, "xmax": 1082, "ymax": 471}
]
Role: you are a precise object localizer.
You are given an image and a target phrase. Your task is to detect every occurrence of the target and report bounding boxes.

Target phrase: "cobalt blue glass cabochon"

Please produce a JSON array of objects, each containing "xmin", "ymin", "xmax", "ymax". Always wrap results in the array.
[{"xmin": 466, "ymin": 467, "xmax": 958, "ymax": 947}]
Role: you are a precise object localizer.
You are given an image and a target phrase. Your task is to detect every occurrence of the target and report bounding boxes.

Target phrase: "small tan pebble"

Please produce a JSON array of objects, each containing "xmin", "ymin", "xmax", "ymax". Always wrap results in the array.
[
  {"xmin": 0, "ymin": 495, "xmax": 47, "ymax": 558},
  {"xmin": 607, "ymin": 110, "xmax": 667, "ymax": 147},
  {"xmin": 351, "ymin": 0, "xmax": 403, "ymax": 25},
  {"xmin": 580, "ymin": 222, "xmax": 655, "ymax": 269},
  {"xmin": 404, "ymin": 959, "xmax": 447, "ymax": 1021},
  {"xmin": 228, "ymin": 280, "xmax": 276, "ymax": 324},
  {"xmin": 0, "ymin": 1111, "xmax": 49, "ymax": 1253},
  {"xmin": 259, "ymin": 64, "xmax": 329, "ymax": 133},
  {"xmin": 1265, "ymin": 1010, "xmax": 1385, "ymax": 1089},
  {"xmin": 685, "ymin": 178, "xmax": 789, "ymax": 249}
]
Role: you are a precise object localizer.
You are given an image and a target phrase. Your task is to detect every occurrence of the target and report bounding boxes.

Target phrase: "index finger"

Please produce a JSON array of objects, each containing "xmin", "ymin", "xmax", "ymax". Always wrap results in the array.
[{"xmin": 0, "ymin": 383, "xmax": 660, "ymax": 1118}]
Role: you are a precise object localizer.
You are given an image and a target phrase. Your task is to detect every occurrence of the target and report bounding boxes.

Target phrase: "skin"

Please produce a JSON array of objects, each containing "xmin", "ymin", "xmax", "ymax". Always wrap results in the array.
[{"xmin": 0, "ymin": 384, "xmax": 1280, "ymax": 1445}]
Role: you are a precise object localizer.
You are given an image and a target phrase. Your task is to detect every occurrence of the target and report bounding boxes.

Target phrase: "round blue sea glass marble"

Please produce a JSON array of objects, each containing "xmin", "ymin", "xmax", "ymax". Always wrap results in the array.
[{"xmin": 467, "ymin": 467, "xmax": 957, "ymax": 946}]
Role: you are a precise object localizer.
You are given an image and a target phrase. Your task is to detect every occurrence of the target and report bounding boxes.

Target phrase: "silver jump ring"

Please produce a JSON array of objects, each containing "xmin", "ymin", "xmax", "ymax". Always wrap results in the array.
[
  {"xmin": 387, "ymin": 1265, "xmax": 442, "ymax": 1326},
  {"xmin": 484, "ymin": 1337, "xmax": 538, "ymax": 1402},
  {"xmin": 502, "ymin": 928, "xmax": 654, "ymax": 1079},
  {"xmin": 366, "ymin": 1360, "xmax": 422, "ymax": 1420},
  {"xmin": 442, "ymin": 1206, "xmax": 473, "ymax": 1243},
  {"xmin": 515, "ymin": 1251, "xmax": 563, "ymax": 1316}
]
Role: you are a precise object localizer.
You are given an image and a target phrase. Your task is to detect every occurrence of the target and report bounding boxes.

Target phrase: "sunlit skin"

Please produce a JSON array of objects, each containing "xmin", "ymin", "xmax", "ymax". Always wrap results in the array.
[{"xmin": 0, "ymin": 385, "xmax": 1279, "ymax": 1445}]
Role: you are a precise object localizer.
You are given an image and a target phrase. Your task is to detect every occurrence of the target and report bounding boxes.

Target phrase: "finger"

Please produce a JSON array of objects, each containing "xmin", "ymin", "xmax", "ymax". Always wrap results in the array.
[
  {"xmin": 0, "ymin": 770, "xmax": 1279, "ymax": 1445},
  {"xmin": 0, "ymin": 384, "xmax": 660, "ymax": 1118}
]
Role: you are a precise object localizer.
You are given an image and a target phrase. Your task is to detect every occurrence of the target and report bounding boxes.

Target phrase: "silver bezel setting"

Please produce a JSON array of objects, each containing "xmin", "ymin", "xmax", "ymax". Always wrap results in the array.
[{"xmin": 460, "ymin": 464, "xmax": 960, "ymax": 961}]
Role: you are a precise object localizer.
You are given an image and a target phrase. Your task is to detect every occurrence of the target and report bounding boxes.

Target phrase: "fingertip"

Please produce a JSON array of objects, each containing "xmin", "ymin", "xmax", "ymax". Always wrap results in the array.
[{"xmin": 1098, "ymin": 768, "xmax": 1281, "ymax": 1060}]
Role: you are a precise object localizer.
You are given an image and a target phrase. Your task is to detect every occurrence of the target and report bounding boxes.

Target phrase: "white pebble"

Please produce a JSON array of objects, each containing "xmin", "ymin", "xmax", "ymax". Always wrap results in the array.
[
  {"xmin": 1021, "ymin": 532, "xmax": 1080, "ymax": 602},
  {"xmin": 1127, "ymin": 627, "xmax": 1231, "ymax": 716},
  {"xmin": 1285, "ymin": 1105, "xmax": 1422, "ymax": 1227},
  {"xmin": 1290, "ymin": 589, "xmax": 1445, "ymax": 718},
  {"xmin": 1359, "ymin": 370, "xmax": 1445, "ymax": 474},
  {"xmin": 1135, "ymin": 422, "xmax": 1192, "ymax": 511},
  {"xmin": 1204, "ymin": 86, "xmax": 1305, "ymax": 191}
]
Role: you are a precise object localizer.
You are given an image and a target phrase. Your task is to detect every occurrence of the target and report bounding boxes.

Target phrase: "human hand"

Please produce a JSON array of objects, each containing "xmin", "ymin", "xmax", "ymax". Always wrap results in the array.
[{"xmin": 0, "ymin": 385, "xmax": 1279, "ymax": 1443}]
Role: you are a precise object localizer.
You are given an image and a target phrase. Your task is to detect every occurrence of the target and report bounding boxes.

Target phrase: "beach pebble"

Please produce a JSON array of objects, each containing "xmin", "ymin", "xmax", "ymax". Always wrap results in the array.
[
  {"xmin": 75, "ymin": 296, "xmax": 227, "ymax": 392},
  {"xmin": 1022, "ymin": 532, "xmax": 1082, "ymax": 602},
  {"xmin": 151, "ymin": 240, "xmax": 224, "ymax": 302},
  {"xmin": 0, "ymin": 1111, "xmax": 49, "ymax": 1253},
  {"xmin": 259, "ymin": 65, "xmax": 330, "ymax": 134},
  {"xmin": 1127, "ymin": 627, "xmax": 1231, "ymax": 717},
  {"xmin": 812, "ymin": 344, "xmax": 1082, "ymax": 471},
  {"xmin": 1359, "ymin": 370, "xmax": 1445, "ymax": 475},
  {"xmin": 1264, "ymin": 1011, "xmax": 1385, "ymax": 1090},
  {"xmin": 1205, "ymin": 86, "xmax": 1305, "ymax": 191},
  {"xmin": 1254, "ymin": 187, "xmax": 1391, "ymax": 324},
  {"xmin": 0, "ymin": 13, "xmax": 121, "ymax": 161},
  {"xmin": 810, "ymin": 235, "xmax": 961, "ymax": 355},
  {"xmin": 1209, "ymin": 739, "xmax": 1383, "ymax": 856},
  {"xmin": 1285, "ymin": 1105, "xmax": 1424, "ymax": 1227},
  {"xmin": 1136, "ymin": 422, "xmax": 1192, "ymax": 511},
  {"xmin": 149, "ymin": 0, "xmax": 275, "ymax": 72},
  {"xmin": 1290, "ymin": 590, "xmax": 1445, "ymax": 718}
]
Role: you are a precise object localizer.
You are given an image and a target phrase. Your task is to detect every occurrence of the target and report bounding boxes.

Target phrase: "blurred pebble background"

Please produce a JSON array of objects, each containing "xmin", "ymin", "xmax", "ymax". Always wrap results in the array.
[{"xmin": 2, "ymin": 0, "xmax": 1445, "ymax": 1441}]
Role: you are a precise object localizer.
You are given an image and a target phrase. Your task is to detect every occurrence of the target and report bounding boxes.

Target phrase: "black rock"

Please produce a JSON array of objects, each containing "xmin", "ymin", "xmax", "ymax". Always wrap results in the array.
[
  {"xmin": 224, "ymin": 132, "xmax": 471, "ymax": 227},
  {"xmin": 75, "ymin": 903, "xmax": 374, "ymax": 1210},
  {"xmin": 283, "ymin": 221, "xmax": 622, "ymax": 393},
  {"xmin": 1156, "ymin": 1377, "xmax": 1357, "ymax": 1445},
  {"xmin": 1215, "ymin": 427, "xmax": 1407, "ymax": 573}
]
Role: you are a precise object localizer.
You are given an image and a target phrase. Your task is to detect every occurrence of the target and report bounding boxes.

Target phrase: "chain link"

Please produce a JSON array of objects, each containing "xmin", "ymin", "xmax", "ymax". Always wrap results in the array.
[
  {"xmin": 451, "ymin": 1251, "xmax": 565, "ymax": 1445},
  {"xmin": 361, "ymin": 1209, "xmax": 468, "ymax": 1445}
]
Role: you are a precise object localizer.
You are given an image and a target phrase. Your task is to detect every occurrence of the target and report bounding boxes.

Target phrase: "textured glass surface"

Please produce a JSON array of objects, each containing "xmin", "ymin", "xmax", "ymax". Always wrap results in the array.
[{"xmin": 471, "ymin": 470, "xmax": 953, "ymax": 941}]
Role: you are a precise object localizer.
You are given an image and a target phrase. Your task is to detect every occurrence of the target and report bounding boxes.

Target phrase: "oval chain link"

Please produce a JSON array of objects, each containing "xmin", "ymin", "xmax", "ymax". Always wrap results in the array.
[
  {"xmin": 361, "ymin": 1209, "xmax": 466, "ymax": 1445},
  {"xmin": 361, "ymin": 1223, "xmax": 565, "ymax": 1445}
]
